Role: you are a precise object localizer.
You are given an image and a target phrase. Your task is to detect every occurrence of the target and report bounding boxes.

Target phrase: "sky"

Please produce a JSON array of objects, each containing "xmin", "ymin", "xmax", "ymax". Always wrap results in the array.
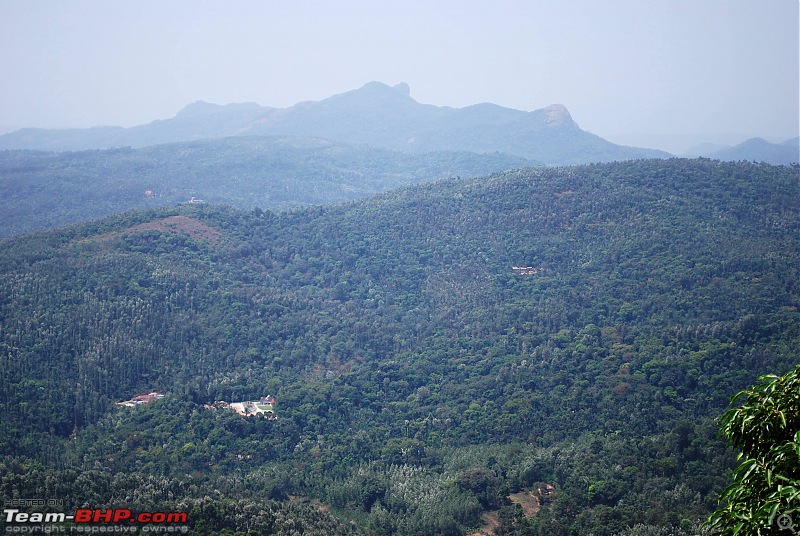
[{"xmin": 0, "ymin": 0, "xmax": 797, "ymax": 154}]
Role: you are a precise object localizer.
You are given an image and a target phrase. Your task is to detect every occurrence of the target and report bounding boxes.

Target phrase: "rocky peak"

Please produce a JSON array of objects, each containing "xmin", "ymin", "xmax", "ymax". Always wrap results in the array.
[
  {"xmin": 392, "ymin": 82, "xmax": 411, "ymax": 96},
  {"xmin": 543, "ymin": 104, "xmax": 577, "ymax": 128}
]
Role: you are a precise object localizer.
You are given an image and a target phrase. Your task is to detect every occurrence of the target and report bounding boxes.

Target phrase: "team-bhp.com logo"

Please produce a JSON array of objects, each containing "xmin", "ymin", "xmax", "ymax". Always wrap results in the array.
[{"xmin": 4, "ymin": 507, "xmax": 188, "ymax": 533}]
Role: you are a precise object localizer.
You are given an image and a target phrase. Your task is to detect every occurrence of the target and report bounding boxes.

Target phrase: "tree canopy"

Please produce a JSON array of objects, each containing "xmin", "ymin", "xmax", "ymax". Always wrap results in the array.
[{"xmin": 705, "ymin": 365, "xmax": 800, "ymax": 535}]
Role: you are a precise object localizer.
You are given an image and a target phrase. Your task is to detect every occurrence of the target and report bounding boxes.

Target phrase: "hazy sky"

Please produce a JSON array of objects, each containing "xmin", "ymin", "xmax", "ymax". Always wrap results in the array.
[{"xmin": 1, "ymin": 0, "xmax": 797, "ymax": 153}]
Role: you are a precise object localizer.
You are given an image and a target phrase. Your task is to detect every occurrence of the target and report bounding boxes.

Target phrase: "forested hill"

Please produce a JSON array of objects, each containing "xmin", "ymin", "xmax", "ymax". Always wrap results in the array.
[
  {"xmin": 705, "ymin": 137, "xmax": 799, "ymax": 166},
  {"xmin": 0, "ymin": 81, "xmax": 670, "ymax": 165},
  {"xmin": 0, "ymin": 135, "xmax": 534, "ymax": 238},
  {"xmin": 1, "ymin": 159, "xmax": 798, "ymax": 535}
]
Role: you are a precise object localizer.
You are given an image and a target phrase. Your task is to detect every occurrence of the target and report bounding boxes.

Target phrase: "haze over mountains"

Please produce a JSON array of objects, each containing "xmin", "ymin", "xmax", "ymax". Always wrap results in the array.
[
  {"xmin": 0, "ymin": 81, "xmax": 670, "ymax": 165},
  {"xmin": 684, "ymin": 136, "xmax": 800, "ymax": 165},
  {"xmin": 0, "ymin": 137, "xmax": 535, "ymax": 238},
  {"xmin": 0, "ymin": 79, "xmax": 797, "ymax": 535},
  {"xmin": 2, "ymin": 81, "xmax": 796, "ymax": 241},
  {"xmin": 4, "ymin": 81, "xmax": 795, "ymax": 166}
]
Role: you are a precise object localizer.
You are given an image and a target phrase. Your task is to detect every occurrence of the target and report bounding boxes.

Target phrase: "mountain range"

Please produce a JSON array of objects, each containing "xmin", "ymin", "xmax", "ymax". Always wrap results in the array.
[
  {"xmin": 685, "ymin": 136, "xmax": 799, "ymax": 165},
  {"xmin": 0, "ymin": 81, "xmax": 670, "ymax": 165}
]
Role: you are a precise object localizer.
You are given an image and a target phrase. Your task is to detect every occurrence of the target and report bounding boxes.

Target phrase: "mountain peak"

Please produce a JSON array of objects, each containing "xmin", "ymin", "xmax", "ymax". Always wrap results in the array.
[
  {"xmin": 392, "ymin": 82, "xmax": 411, "ymax": 95},
  {"xmin": 322, "ymin": 81, "xmax": 419, "ymax": 112},
  {"xmin": 355, "ymin": 81, "xmax": 413, "ymax": 97},
  {"xmin": 175, "ymin": 101, "xmax": 266, "ymax": 119},
  {"xmin": 542, "ymin": 104, "xmax": 576, "ymax": 128},
  {"xmin": 176, "ymin": 101, "xmax": 218, "ymax": 118}
]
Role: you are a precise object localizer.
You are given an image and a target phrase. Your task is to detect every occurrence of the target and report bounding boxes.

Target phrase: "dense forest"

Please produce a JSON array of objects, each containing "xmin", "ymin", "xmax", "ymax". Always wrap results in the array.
[
  {"xmin": 0, "ymin": 136, "xmax": 534, "ymax": 237},
  {"xmin": 0, "ymin": 159, "xmax": 797, "ymax": 535}
]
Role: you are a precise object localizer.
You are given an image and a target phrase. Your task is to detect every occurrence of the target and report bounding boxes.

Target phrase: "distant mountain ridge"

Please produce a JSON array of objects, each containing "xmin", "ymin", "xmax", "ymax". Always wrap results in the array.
[
  {"xmin": 710, "ymin": 137, "xmax": 799, "ymax": 165},
  {"xmin": 0, "ymin": 81, "xmax": 670, "ymax": 165},
  {"xmin": 0, "ymin": 136, "xmax": 535, "ymax": 238},
  {"xmin": 685, "ymin": 136, "xmax": 799, "ymax": 165}
]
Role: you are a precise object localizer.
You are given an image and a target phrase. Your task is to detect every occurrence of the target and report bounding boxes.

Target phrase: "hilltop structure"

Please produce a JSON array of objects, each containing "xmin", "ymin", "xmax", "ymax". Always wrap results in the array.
[
  {"xmin": 206, "ymin": 395, "xmax": 276, "ymax": 419},
  {"xmin": 116, "ymin": 392, "xmax": 165, "ymax": 407}
]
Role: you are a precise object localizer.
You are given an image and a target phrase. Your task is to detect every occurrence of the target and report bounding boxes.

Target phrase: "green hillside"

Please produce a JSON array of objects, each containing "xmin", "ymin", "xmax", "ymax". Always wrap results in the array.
[
  {"xmin": 0, "ymin": 159, "xmax": 797, "ymax": 535},
  {"xmin": 0, "ymin": 135, "xmax": 534, "ymax": 238}
]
